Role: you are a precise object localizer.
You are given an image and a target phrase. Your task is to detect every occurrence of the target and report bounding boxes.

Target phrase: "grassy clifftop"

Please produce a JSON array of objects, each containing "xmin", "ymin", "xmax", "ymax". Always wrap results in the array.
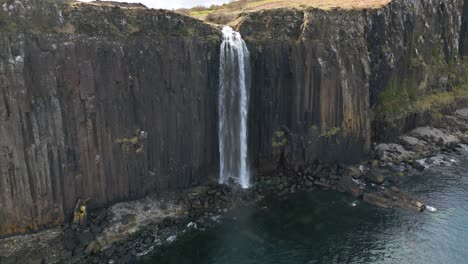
[
  {"xmin": 179, "ymin": 0, "xmax": 391, "ymax": 25},
  {"xmin": 0, "ymin": 0, "xmax": 219, "ymax": 41}
]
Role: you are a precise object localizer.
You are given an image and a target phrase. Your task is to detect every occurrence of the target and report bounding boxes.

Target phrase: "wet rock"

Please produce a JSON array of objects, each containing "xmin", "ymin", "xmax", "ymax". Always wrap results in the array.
[
  {"xmin": 1, "ymin": 256, "xmax": 23, "ymax": 264},
  {"xmin": 63, "ymin": 229, "xmax": 79, "ymax": 251},
  {"xmin": 410, "ymin": 127, "xmax": 460, "ymax": 146},
  {"xmin": 386, "ymin": 172, "xmax": 403, "ymax": 184},
  {"xmin": 345, "ymin": 166, "xmax": 363, "ymax": 179},
  {"xmin": 337, "ymin": 177, "xmax": 363, "ymax": 198},
  {"xmin": 375, "ymin": 143, "xmax": 415, "ymax": 163},
  {"xmin": 370, "ymin": 160, "xmax": 380, "ymax": 168},
  {"xmin": 62, "ymin": 250, "xmax": 73, "ymax": 259},
  {"xmin": 84, "ymin": 241, "xmax": 99, "ymax": 255},
  {"xmin": 73, "ymin": 247, "xmax": 84, "ymax": 257},
  {"xmin": 366, "ymin": 169, "xmax": 386, "ymax": 184},
  {"xmin": 363, "ymin": 193, "xmax": 393, "ymax": 209},
  {"xmin": 313, "ymin": 181, "xmax": 331, "ymax": 189},
  {"xmin": 459, "ymin": 133, "xmax": 468, "ymax": 144},
  {"xmin": 166, "ymin": 235, "xmax": 177, "ymax": 243},
  {"xmin": 144, "ymin": 237, "xmax": 154, "ymax": 244},
  {"xmin": 78, "ymin": 231, "xmax": 94, "ymax": 247},
  {"xmin": 305, "ymin": 179, "xmax": 314, "ymax": 188},
  {"xmin": 399, "ymin": 135, "xmax": 427, "ymax": 152},
  {"xmin": 396, "ymin": 199, "xmax": 426, "ymax": 212},
  {"xmin": 411, "ymin": 160, "xmax": 425, "ymax": 171},
  {"xmin": 120, "ymin": 254, "xmax": 135, "ymax": 264},
  {"xmin": 455, "ymin": 108, "xmax": 468, "ymax": 118},
  {"xmin": 94, "ymin": 210, "xmax": 108, "ymax": 226},
  {"xmin": 91, "ymin": 225, "xmax": 102, "ymax": 235}
]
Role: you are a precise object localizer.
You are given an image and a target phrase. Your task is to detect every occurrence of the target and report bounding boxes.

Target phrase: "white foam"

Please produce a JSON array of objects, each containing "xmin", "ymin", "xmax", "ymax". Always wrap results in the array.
[{"xmin": 218, "ymin": 26, "xmax": 251, "ymax": 189}]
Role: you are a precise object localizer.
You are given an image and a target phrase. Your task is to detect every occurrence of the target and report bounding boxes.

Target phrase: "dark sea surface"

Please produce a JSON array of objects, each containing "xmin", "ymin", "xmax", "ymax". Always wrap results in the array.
[{"xmin": 141, "ymin": 146, "xmax": 468, "ymax": 264}]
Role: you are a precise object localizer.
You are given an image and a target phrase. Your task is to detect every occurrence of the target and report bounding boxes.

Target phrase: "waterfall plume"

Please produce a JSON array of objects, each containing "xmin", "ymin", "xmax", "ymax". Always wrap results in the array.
[{"xmin": 218, "ymin": 26, "xmax": 251, "ymax": 189}]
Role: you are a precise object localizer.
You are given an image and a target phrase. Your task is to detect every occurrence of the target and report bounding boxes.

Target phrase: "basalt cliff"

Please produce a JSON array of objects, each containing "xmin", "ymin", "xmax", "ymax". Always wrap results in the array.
[{"xmin": 0, "ymin": 0, "xmax": 467, "ymax": 237}]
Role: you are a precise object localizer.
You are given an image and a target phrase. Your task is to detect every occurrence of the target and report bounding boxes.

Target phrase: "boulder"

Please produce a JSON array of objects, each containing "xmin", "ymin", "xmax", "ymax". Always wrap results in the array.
[
  {"xmin": 459, "ymin": 132, "xmax": 468, "ymax": 144},
  {"xmin": 410, "ymin": 127, "xmax": 460, "ymax": 146},
  {"xmin": 337, "ymin": 176, "xmax": 363, "ymax": 198},
  {"xmin": 375, "ymin": 143, "xmax": 415, "ymax": 163},
  {"xmin": 411, "ymin": 160, "xmax": 425, "ymax": 171},
  {"xmin": 366, "ymin": 169, "xmax": 386, "ymax": 184},
  {"xmin": 455, "ymin": 108, "xmax": 468, "ymax": 120},
  {"xmin": 313, "ymin": 180, "xmax": 331, "ymax": 188},
  {"xmin": 399, "ymin": 135, "xmax": 427, "ymax": 152},
  {"xmin": 63, "ymin": 228, "xmax": 79, "ymax": 251},
  {"xmin": 84, "ymin": 241, "xmax": 100, "ymax": 255},
  {"xmin": 363, "ymin": 193, "xmax": 393, "ymax": 209},
  {"xmin": 78, "ymin": 230, "xmax": 94, "ymax": 246}
]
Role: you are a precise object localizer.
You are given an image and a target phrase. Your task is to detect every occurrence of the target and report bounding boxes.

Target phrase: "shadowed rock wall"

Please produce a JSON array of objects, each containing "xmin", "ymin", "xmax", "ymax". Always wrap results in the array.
[
  {"xmin": 239, "ymin": 0, "xmax": 463, "ymax": 171},
  {"xmin": 242, "ymin": 10, "xmax": 371, "ymax": 173},
  {"xmin": 0, "ymin": 0, "xmax": 466, "ymax": 236},
  {"xmin": 0, "ymin": 33, "xmax": 220, "ymax": 236}
]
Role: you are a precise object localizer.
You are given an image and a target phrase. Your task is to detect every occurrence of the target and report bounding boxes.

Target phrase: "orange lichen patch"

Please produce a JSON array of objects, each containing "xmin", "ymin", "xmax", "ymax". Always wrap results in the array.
[{"xmin": 180, "ymin": 0, "xmax": 392, "ymax": 23}]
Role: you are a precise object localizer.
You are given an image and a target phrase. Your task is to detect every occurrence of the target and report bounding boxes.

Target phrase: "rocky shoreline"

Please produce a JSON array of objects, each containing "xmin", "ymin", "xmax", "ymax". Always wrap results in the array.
[{"xmin": 2, "ymin": 109, "xmax": 468, "ymax": 264}]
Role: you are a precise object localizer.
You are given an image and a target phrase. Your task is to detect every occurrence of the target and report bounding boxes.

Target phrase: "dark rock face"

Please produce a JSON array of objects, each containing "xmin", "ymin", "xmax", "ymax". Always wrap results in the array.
[
  {"xmin": 0, "ymin": 0, "xmax": 466, "ymax": 237},
  {"xmin": 460, "ymin": 0, "xmax": 468, "ymax": 55},
  {"xmin": 370, "ymin": 0, "xmax": 464, "ymax": 141},
  {"xmin": 240, "ymin": 0, "xmax": 464, "ymax": 170},
  {"xmin": 0, "ymin": 31, "xmax": 220, "ymax": 236},
  {"xmin": 242, "ymin": 9, "xmax": 372, "ymax": 170},
  {"xmin": 368, "ymin": 0, "xmax": 462, "ymax": 104}
]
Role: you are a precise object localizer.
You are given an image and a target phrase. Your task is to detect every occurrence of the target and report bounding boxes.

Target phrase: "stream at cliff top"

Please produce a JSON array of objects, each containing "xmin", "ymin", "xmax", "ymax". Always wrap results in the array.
[{"xmin": 138, "ymin": 146, "xmax": 468, "ymax": 264}]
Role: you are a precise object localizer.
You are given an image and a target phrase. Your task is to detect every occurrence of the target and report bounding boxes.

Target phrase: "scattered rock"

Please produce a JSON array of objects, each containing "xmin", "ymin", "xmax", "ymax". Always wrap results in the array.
[
  {"xmin": 84, "ymin": 241, "xmax": 99, "ymax": 255},
  {"xmin": 313, "ymin": 180, "xmax": 331, "ymax": 188},
  {"xmin": 363, "ymin": 193, "xmax": 393, "ymax": 209},
  {"xmin": 375, "ymin": 143, "xmax": 415, "ymax": 163},
  {"xmin": 366, "ymin": 169, "xmax": 386, "ymax": 184},
  {"xmin": 337, "ymin": 177, "xmax": 363, "ymax": 198},
  {"xmin": 399, "ymin": 135, "xmax": 427, "ymax": 152},
  {"xmin": 370, "ymin": 160, "xmax": 380, "ymax": 168},
  {"xmin": 63, "ymin": 229, "xmax": 79, "ymax": 251},
  {"xmin": 411, "ymin": 160, "xmax": 425, "ymax": 171},
  {"xmin": 144, "ymin": 237, "xmax": 154, "ymax": 244},
  {"xmin": 410, "ymin": 127, "xmax": 460, "ymax": 146},
  {"xmin": 166, "ymin": 235, "xmax": 177, "ymax": 243},
  {"xmin": 78, "ymin": 230, "xmax": 94, "ymax": 246}
]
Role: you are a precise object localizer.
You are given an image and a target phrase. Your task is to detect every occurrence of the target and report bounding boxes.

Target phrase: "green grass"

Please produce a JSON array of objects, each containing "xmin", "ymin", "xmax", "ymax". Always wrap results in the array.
[
  {"xmin": 375, "ymin": 56, "xmax": 468, "ymax": 120},
  {"xmin": 178, "ymin": 0, "xmax": 392, "ymax": 24}
]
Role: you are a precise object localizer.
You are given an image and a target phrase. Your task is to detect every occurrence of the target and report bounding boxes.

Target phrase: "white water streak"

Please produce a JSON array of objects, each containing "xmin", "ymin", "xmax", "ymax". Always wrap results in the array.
[{"xmin": 219, "ymin": 26, "xmax": 251, "ymax": 188}]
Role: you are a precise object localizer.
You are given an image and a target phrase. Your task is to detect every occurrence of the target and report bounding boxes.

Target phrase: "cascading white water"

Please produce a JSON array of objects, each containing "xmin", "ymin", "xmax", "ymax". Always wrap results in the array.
[{"xmin": 218, "ymin": 26, "xmax": 251, "ymax": 189}]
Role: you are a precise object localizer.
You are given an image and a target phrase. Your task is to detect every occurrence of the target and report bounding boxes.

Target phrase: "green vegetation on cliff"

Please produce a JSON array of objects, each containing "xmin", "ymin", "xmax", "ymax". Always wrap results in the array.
[{"xmin": 375, "ymin": 56, "xmax": 468, "ymax": 121}]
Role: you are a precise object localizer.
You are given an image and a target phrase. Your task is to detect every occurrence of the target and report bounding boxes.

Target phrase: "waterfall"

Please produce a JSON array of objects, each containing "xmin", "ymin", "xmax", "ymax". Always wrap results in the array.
[{"xmin": 218, "ymin": 26, "xmax": 251, "ymax": 189}]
